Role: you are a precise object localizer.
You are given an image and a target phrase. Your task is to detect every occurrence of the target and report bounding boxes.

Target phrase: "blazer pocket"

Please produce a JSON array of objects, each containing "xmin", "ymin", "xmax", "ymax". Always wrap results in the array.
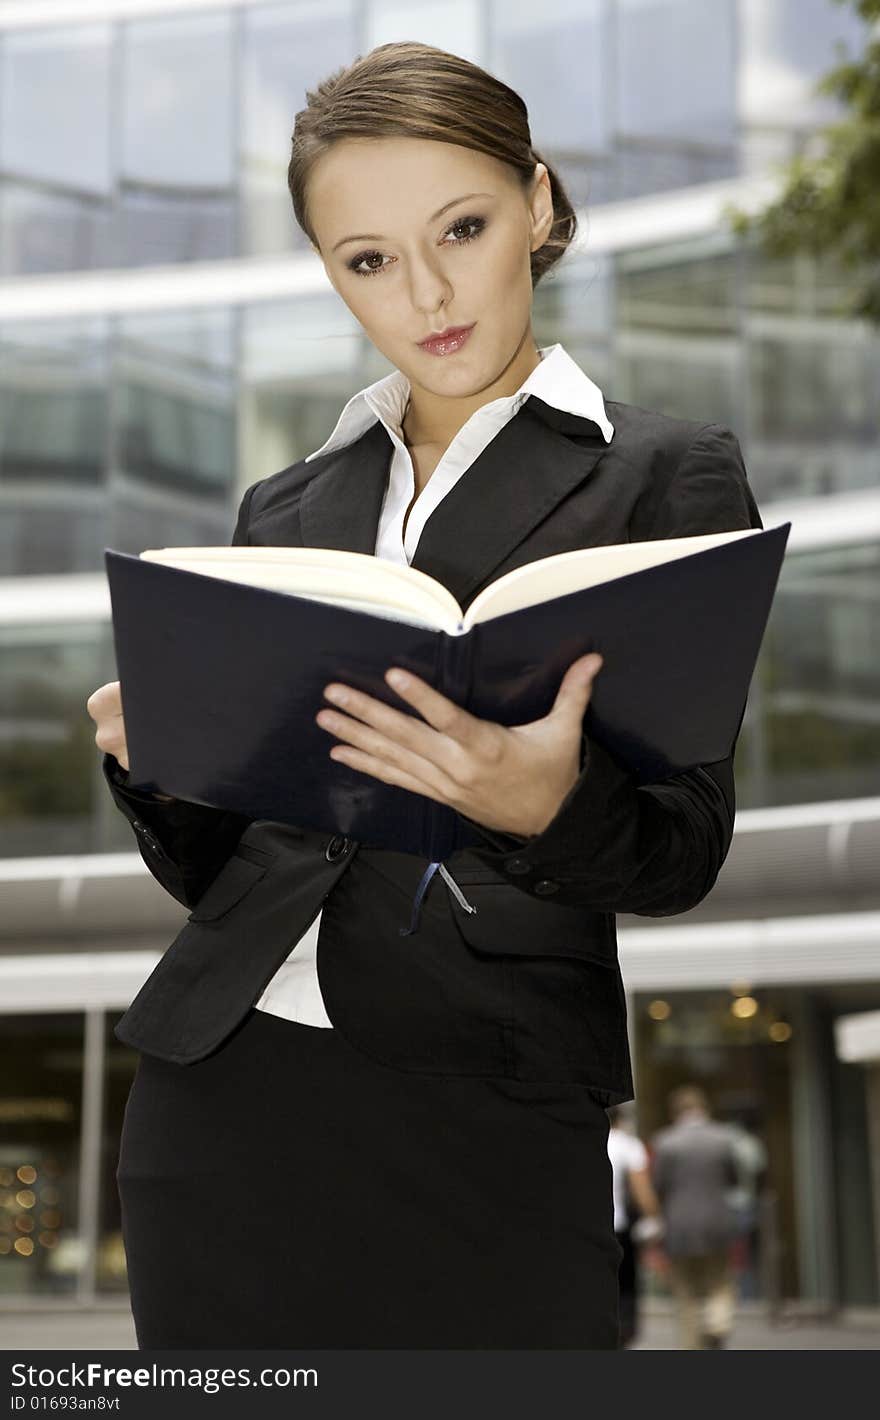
[
  {"xmin": 187, "ymin": 846, "xmax": 273, "ymax": 922},
  {"xmin": 447, "ymin": 883, "xmax": 617, "ymax": 967}
]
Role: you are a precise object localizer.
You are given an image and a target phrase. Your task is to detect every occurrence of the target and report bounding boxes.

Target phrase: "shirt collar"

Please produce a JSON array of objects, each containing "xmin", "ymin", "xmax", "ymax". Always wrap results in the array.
[{"xmin": 304, "ymin": 342, "xmax": 614, "ymax": 462}]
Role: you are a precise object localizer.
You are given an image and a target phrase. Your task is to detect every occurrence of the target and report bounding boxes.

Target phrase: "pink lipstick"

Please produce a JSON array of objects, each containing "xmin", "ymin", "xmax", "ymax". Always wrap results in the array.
[{"xmin": 417, "ymin": 323, "xmax": 475, "ymax": 357}]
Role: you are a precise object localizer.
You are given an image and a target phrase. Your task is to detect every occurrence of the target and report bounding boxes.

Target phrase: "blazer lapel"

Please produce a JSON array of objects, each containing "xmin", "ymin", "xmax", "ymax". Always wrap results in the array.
[
  {"xmin": 297, "ymin": 395, "xmax": 612, "ymax": 611},
  {"xmin": 299, "ymin": 419, "xmax": 392, "ymax": 556}
]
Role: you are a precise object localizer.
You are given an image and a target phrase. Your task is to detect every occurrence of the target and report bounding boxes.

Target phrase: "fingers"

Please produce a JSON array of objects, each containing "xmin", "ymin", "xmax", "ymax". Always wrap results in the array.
[
  {"xmin": 317, "ymin": 702, "xmax": 451, "ymax": 797},
  {"xmin": 320, "ymin": 672, "xmax": 477, "ymax": 760},
  {"xmin": 85, "ymin": 680, "xmax": 123, "ymax": 722},
  {"xmin": 87, "ymin": 680, "xmax": 128, "ymax": 770},
  {"xmin": 383, "ymin": 668, "xmax": 476, "ymax": 742},
  {"xmin": 316, "ymin": 670, "xmax": 487, "ymax": 797},
  {"xmin": 327, "ymin": 742, "xmax": 446, "ymax": 801},
  {"xmin": 550, "ymin": 654, "xmax": 603, "ymax": 722}
]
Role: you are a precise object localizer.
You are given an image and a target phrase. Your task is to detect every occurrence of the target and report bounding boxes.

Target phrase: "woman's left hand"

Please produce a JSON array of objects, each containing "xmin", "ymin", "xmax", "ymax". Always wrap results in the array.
[{"xmin": 315, "ymin": 652, "xmax": 604, "ymax": 840}]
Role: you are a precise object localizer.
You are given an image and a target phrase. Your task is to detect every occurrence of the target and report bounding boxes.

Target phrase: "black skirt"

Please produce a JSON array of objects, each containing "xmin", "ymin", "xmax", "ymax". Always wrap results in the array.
[{"xmin": 116, "ymin": 1006, "xmax": 622, "ymax": 1348}]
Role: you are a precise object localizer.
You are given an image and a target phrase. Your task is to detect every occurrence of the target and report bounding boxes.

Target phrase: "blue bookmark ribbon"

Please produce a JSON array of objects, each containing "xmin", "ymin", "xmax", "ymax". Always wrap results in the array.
[{"xmin": 399, "ymin": 861, "xmax": 477, "ymax": 937}]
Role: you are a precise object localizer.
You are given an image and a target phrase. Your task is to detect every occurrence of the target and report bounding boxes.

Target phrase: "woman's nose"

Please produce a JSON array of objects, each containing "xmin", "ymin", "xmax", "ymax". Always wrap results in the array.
[{"xmin": 406, "ymin": 262, "xmax": 454, "ymax": 315}]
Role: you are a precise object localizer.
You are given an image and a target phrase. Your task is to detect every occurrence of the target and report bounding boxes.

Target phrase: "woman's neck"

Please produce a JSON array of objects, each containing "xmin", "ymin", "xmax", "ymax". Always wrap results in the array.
[{"xmin": 400, "ymin": 333, "xmax": 543, "ymax": 452}]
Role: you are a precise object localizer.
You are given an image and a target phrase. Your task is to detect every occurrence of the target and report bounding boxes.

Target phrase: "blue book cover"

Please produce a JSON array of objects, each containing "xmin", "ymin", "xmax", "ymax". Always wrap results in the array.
[{"xmin": 104, "ymin": 521, "xmax": 790, "ymax": 860}]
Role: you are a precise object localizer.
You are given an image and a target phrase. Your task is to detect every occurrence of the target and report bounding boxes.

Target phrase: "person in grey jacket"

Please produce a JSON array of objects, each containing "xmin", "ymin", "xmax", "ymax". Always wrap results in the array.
[{"xmin": 651, "ymin": 1085, "xmax": 740, "ymax": 1349}]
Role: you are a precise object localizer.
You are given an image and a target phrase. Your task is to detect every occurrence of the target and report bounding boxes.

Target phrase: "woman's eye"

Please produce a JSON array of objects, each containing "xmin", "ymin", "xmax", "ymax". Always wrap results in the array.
[
  {"xmin": 349, "ymin": 251, "xmax": 390, "ymax": 278},
  {"xmin": 347, "ymin": 214, "xmax": 486, "ymax": 278},
  {"xmin": 443, "ymin": 215, "xmax": 486, "ymax": 245}
]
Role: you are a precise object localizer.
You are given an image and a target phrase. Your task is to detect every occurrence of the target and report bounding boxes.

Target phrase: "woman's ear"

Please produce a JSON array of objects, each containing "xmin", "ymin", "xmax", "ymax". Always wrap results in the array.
[{"xmin": 529, "ymin": 163, "xmax": 554, "ymax": 252}]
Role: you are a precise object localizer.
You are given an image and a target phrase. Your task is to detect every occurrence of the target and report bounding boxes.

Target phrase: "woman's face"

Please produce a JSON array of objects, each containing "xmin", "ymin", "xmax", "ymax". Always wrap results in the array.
[{"xmin": 306, "ymin": 136, "xmax": 554, "ymax": 405}]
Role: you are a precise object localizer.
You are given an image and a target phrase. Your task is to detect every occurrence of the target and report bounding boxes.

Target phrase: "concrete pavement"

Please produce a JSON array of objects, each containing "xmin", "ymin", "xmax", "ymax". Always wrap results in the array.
[{"xmin": 0, "ymin": 1305, "xmax": 877, "ymax": 1351}]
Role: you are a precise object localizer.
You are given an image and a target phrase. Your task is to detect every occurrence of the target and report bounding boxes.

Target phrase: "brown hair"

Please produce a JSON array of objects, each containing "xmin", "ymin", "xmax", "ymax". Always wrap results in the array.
[{"xmin": 288, "ymin": 40, "xmax": 577, "ymax": 289}]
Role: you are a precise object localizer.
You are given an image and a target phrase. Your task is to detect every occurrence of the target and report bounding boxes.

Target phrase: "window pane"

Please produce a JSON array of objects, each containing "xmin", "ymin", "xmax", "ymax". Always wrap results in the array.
[
  {"xmin": 240, "ymin": 0, "xmax": 356, "ymax": 257},
  {"xmin": 0, "ymin": 318, "xmax": 110, "ymax": 577},
  {"xmin": 740, "ymin": 0, "xmax": 870, "ymax": 127},
  {"xmin": 367, "ymin": 0, "xmax": 481, "ymax": 59},
  {"xmin": 616, "ymin": 0, "xmax": 737, "ymax": 197},
  {"xmin": 118, "ymin": 12, "xmax": 235, "ymax": 265},
  {"xmin": 491, "ymin": 0, "xmax": 606, "ymax": 208},
  {"xmin": 241, "ymin": 294, "xmax": 366, "ymax": 475},
  {"xmin": 0, "ymin": 625, "xmax": 104, "ymax": 859},
  {"xmin": 113, "ymin": 307, "xmax": 237, "ymax": 554},
  {"xmin": 0, "ymin": 24, "xmax": 112, "ymax": 276},
  {"xmin": 748, "ymin": 333, "xmax": 880, "ymax": 489},
  {"xmin": 616, "ymin": 240, "xmax": 741, "ymax": 424},
  {"xmin": 0, "ymin": 1014, "xmax": 84, "ymax": 1298},
  {"xmin": 739, "ymin": 545, "xmax": 880, "ymax": 807}
]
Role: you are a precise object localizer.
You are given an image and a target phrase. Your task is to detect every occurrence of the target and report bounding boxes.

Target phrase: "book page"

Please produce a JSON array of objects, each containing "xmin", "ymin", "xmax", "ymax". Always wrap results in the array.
[
  {"xmin": 462, "ymin": 528, "xmax": 761, "ymax": 629},
  {"xmin": 138, "ymin": 546, "xmax": 464, "ymax": 631}
]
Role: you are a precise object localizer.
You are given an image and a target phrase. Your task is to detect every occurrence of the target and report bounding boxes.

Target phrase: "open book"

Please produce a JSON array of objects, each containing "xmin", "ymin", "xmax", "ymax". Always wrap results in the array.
[
  {"xmin": 139, "ymin": 529, "xmax": 756, "ymax": 633},
  {"xmin": 105, "ymin": 522, "xmax": 790, "ymax": 859}
]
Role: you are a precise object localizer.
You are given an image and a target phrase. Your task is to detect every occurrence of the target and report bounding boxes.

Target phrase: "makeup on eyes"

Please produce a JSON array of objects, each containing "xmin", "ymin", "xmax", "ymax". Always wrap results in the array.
[{"xmin": 346, "ymin": 213, "xmax": 487, "ymax": 278}]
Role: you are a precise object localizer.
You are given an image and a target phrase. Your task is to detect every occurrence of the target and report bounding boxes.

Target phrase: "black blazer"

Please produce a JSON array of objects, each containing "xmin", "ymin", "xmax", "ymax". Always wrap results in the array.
[{"xmin": 104, "ymin": 393, "xmax": 763, "ymax": 1104}]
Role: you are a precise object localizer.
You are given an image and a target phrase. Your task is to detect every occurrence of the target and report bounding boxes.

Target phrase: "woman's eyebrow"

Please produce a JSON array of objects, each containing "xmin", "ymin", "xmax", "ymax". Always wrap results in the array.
[{"xmin": 331, "ymin": 192, "xmax": 494, "ymax": 252}]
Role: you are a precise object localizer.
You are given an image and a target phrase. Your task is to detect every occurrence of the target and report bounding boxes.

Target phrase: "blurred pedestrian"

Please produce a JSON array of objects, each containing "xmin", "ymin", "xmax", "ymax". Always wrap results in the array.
[
  {"xmin": 651, "ymin": 1085, "xmax": 740, "ymax": 1349},
  {"xmin": 725, "ymin": 1111, "xmax": 768, "ymax": 1298},
  {"xmin": 607, "ymin": 1104, "xmax": 662, "ymax": 1347}
]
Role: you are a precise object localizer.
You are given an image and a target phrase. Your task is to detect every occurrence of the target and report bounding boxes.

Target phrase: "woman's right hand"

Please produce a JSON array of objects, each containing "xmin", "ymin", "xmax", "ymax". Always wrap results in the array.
[{"xmin": 86, "ymin": 680, "xmax": 175, "ymax": 801}]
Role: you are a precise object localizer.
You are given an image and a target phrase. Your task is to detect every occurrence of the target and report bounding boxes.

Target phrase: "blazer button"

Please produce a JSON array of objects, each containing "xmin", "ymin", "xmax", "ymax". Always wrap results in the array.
[
  {"xmin": 533, "ymin": 878, "xmax": 560, "ymax": 896},
  {"xmin": 505, "ymin": 857, "xmax": 531, "ymax": 876},
  {"xmin": 325, "ymin": 834, "xmax": 350, "ymax": 862}
]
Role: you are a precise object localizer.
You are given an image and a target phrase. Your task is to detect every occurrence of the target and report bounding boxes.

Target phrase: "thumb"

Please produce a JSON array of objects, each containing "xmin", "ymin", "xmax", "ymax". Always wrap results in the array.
[{"xmin": 551, "ymin": 653, "xmax": 603, "ymax": 718}]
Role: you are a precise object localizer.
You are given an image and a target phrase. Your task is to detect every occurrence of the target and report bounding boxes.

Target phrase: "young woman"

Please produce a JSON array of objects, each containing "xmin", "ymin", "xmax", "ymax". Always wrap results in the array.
[{"xmin": 88, "ymin": 41, "xmax": 762, "ymax": 1350}]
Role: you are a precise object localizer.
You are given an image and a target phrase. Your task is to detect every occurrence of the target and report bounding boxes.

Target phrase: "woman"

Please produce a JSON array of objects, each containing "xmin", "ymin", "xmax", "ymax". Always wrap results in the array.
[
  {"xmin": 607, "ymin": 1104, "xmax": 663, "ymax": 1347},
  {"xmin": 88, "ymin": 41, "xmax": 761, "ymax": 1350}
]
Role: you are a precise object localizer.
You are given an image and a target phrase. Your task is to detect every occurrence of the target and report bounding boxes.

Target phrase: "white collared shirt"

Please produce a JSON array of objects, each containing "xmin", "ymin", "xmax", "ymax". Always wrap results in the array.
[{"xmin": 253, "ymin": 342, "xmax": 614, "ymax": 1029}]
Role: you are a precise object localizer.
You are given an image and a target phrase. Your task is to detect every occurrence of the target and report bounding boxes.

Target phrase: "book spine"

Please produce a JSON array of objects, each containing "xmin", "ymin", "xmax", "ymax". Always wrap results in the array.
[{"xmin": 427, "ymin": 626, "xmax": 476, "ymax": 859}]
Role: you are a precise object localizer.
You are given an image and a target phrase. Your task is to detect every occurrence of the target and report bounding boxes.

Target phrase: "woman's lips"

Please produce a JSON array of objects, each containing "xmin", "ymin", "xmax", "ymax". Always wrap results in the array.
[{"xmin": 416, "ymin": 323, "xmax": 475, "ymax": 356}]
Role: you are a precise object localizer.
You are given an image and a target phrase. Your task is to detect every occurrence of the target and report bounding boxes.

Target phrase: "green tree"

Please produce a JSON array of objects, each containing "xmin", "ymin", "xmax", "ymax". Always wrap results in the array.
[{"xmin": 723, "ymin": 0, "xmax": 880, "ymax": 322}]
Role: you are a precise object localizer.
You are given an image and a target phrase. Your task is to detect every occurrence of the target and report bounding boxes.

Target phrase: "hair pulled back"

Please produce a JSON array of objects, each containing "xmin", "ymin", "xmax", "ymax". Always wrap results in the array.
[{"xmin": 288, "ymin": 40, "xmax": 577, "ymax": 288}]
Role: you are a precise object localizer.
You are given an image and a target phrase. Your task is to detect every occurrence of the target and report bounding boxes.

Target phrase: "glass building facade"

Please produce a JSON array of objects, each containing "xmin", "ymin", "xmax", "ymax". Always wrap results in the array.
[{"xmin": 1, "ymin": 0, "xmax": 878, "ymax": 1321}]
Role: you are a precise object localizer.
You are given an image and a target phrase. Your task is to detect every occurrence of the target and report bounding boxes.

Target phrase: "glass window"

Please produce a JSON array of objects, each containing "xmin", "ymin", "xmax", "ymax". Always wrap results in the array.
[
  {"xmin": 118, "ymin": 12, "xmax": 235, "ymax": 266},
  {"xmin": 366, "ymin": 0, "xmax": 481, "ymax": 59},
  {"xmin": 618, "ymin": 0, "xmax": 737, "ymax": 141},
  {"xmin": 740, "ymin": 0, "xmax": 870, "ymax": 129},
  {"xmin": 736, "ymin": 543, "xmax": 880, "ymax": 809},
  {"xmin": 0, "ymin": 624, "xmax": 105, "ymax": 860},
  {"xmin": 112, "ymin": 307, "xmax": 237, "ymax": 554},
  {"xmin": 748, "ymin": 332, "xmax": 880, "ymax": 480},
  {"xmin": 535, "ymin": 252, "xmax": 614, "ymax": 341},
  {"xmin": 0, "ymin": 317, "xmax": 110, "ymax": 577},
  {"xmin": 0, "ymin": 1014, "xmax": 84, "ymax": 1298},
  {"xmin": 240, "ymin": 0, "xmax": 357, "ymax": 258},
  {"xmin": 615, "ymin": 240, "xmax": 741, "ymax": 424},
  {"xmin": 0, "ymin": 24, "xmax": 113, "ymax": 277},
  {"xmin": 617, "ymin": 336, "xmax": 740, "ymax": 426},
  {"xmin": 741, "ymin": 246, "xmax": 880, "ymax": 501},
  {"xmin": 616, "ymin": 0, "xmax": 737, "ymax": 197},
  {"xmin": 241, "ymin": 293, "xmax": 369, "ymax": 477},
  {"xmin": 490, "ymin": 0, "xmax": 607, "ymax": 209}
]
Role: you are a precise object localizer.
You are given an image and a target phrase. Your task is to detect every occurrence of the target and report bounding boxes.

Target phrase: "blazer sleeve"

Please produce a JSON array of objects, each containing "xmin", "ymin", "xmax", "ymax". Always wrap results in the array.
[
  {"xmin": 461, "ymin": 422, "xmax": 764, "ymax": 916},
  {"xmin": 100, "ymin": 480, "xmax": 261, "ymax": 910}
]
